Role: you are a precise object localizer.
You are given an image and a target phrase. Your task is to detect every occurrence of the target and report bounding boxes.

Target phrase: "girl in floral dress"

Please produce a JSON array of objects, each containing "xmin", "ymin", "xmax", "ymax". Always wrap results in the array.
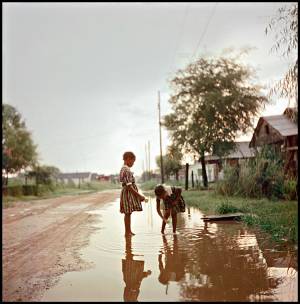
[{"xmin": 120, "ymin": 151, "xmax": 145, "ymax": 236}]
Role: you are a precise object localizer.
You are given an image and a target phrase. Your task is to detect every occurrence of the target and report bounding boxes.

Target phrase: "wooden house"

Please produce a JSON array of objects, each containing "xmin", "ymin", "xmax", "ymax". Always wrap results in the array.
[
  {"xmin": 249, "ymin": 107, "xmax": 298, "ymax": 177},
  {"xmin": 189, "ymin": 142, "xmax": 256, "ymax": 183}
]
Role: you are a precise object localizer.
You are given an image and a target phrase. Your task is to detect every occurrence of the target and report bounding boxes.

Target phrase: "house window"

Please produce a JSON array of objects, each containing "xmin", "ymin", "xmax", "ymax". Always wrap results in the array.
[{"xmin": 265, "ymin": 125, "xmax": 270, "ymax": 134}]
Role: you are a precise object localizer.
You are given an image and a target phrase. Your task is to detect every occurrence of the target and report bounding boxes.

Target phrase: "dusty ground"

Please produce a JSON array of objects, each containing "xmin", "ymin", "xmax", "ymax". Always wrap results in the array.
[{"xmin": 2, "ymin": 190, "xmax": 120, "ymax": 302}]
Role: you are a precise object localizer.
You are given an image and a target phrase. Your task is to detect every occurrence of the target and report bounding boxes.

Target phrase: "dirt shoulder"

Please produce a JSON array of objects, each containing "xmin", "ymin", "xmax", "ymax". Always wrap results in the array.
[{"xmin": 2, "ymin": 190, "xmax": 120, "ymax": 302}]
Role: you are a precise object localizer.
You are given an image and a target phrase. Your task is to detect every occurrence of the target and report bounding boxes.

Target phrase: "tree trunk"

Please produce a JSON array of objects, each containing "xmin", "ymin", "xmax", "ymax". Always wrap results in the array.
[
  {"xmin": 175, "ymin": 171, "xmax": 179, "ymax": 181},
  {"xmin": 200, "ymin": 152, "xmax": 208, "ymax": 188},
  {"xmin": 185, "ymin": 163, "xmax": 189, "ymax": 190},
  {"xmin": 191, "ymin": 170, "xmax": 194, "ymax": 188}
]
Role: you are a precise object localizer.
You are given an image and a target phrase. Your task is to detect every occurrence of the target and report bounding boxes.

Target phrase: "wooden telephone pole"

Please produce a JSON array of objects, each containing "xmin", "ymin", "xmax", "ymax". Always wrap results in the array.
[{"xmin": 158, "ymin": 91, "xmax": 164, "ymax": 184}]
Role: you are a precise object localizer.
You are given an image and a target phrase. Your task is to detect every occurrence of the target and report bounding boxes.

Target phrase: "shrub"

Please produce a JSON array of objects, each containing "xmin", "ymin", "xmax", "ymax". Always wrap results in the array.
[
  {"xmin": 36, "ymin": 184, "xmax": 54, "ymax": 196},
  {"xmin": 22, "ymin": 185, "xmax": 37, "ymax": 196},
  {"xmin": 216, "ymin": 201, "xmax": 241, "ymax": 214},
  {"xmin": 215, "ymin": 165, "xmax": 239, "ymax": 196},
  {"xmin": 216, "ymin": 145, "xmax": 285, "ymax": 200},
  {"xmin": 283, "ymin": 179, "xmax": 298, "ymax": 200},
  {"xmin": 7, "ymin": 185, "xmax": 23, "ymax": 196}
]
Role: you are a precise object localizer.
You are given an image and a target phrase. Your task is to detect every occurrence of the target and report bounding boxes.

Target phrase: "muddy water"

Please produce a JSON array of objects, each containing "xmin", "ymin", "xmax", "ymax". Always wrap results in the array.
[{"xmin": 41, "ymin": 197, "xmax": 298, "ymax": 302}]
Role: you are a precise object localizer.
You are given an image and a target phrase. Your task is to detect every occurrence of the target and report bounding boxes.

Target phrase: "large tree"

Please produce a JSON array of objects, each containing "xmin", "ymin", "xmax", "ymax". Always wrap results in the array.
[
  {"xmin": 156, "ymin": 145, "xmax": 182, "ymax": 181},
  {"xmin": 266, "ymin": 3, "xmax": 298, "ymax": 108},
  {"xmin": 164, "ymin": 54, "xmax": 268, "ymax": 187},
  {"xmin": 2, "ymin": 104, "xmax": 38, "ymax": 185}
]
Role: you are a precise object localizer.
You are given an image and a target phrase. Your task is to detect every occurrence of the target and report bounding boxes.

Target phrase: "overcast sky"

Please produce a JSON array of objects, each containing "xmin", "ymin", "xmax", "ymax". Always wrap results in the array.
[{"xmin": 3, "ymin": 2, "xmax": 296, "ymax": 175}]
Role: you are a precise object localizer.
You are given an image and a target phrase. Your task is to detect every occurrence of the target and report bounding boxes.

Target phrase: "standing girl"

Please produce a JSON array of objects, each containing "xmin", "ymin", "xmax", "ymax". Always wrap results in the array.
[{"xmin": 120, "ymin": 151, "xmax": 145, "ymax": 236}]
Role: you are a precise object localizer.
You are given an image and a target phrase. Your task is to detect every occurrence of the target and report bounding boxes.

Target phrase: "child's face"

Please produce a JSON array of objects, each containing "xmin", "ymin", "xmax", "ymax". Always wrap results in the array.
[
  {"xmin": 157, "ymin": 191, "xmax": 167, "ymax": 200},
  {"xmin": 125, "ymin": 157, "xmax": 135, "ymax": 167}
]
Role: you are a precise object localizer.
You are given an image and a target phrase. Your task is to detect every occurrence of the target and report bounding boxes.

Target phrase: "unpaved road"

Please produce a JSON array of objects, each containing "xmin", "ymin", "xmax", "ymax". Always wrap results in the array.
[{"xmin": 2, "ymin": 190, "xmax": 120, "ymax": 302}]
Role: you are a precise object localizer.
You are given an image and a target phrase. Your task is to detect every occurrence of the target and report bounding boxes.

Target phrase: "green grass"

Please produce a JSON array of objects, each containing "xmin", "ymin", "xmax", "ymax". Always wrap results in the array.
[
  {"xmin": 182, "ymin": 189, "xmax": 298, "ymax": 244},
  {"xmin": 2, "ymin": 181, "xmax": 120, "ymax": 208},
  {"xmin": 79, "ymin": 181, "xmax": 120, "ymax": 192},
  {"xmin": 139, "ymin": 179, "xmax": 185, "ymax": 191}
]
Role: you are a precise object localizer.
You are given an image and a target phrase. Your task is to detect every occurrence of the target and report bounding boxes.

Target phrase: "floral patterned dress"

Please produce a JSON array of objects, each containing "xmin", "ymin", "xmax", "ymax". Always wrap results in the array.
[{"xmin": 119, "ymin": 165, "xmax": 143, "ymax": 214}]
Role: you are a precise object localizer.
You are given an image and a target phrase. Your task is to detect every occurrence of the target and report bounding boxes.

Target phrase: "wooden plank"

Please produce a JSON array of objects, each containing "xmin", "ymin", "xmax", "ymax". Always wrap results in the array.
[{"xmin": 202, "ymin": 212, "xmax": 245, "ymax": 221}]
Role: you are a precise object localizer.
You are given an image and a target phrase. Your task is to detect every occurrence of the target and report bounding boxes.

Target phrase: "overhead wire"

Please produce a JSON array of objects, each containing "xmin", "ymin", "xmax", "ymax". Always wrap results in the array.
[{"xmin": 189, "ymin": 2, "xmax": 219, "ymax": 63}]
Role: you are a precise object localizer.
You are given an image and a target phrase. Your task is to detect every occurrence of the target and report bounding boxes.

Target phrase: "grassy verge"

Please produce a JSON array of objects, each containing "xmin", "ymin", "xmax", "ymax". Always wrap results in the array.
[
  {"xmin": 139, "ymin": 180, "xmax": 186, "ymax": 191},
  {"xmin": 182, "ymin": 189, "xmax": 298, "ymax": 244},
  {"xmin": 2, "ymin": 182, "xmax": 120, "ymax": 208}
]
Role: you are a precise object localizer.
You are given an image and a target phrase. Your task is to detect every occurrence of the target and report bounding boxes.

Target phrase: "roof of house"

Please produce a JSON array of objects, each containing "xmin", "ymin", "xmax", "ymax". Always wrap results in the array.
[
  {"xmin": 262, "ymin": 114, "xmax": 298, "ymax": 137},
  {"xmin": 249, "ymin": 108, "xmax": 298, "ymax": 147},
  {"xmin": 57, "ymin": 172, "xmax": 91, "ymax": 179},
  {"xmin": 205, "ymin": 141, "xmax": 255, "ymax": 161}
]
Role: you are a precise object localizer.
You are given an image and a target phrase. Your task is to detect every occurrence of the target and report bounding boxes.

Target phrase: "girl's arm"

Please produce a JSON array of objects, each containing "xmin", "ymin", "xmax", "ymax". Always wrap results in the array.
[
  {"xmin": 127, "ymin": 185, "xmax": 145, "ymax": 201},
  {"xmin": 156, "ymin": 199, "xmax": 167, "ymax": 222}
]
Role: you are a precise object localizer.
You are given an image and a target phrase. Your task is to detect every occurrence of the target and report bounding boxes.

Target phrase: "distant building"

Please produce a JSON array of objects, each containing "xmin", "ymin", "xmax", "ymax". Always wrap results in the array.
[
  {"xmin": 91, "ymin": 173, "xmax": 99, "ymax": 181},
  {"xmin": 97, "ymin": 174, "xmax": 111, "ymax": 182},
  {"xmin": 57, "ymin": 172, "xmax": 92, "ymax": 186},
  {"xmin": 249, "ymin": 107, "xmax": 298, "ymax": 177},
  {"xmin": 189, "ymin": 142, "xmax": 256, "ymax": 183}
]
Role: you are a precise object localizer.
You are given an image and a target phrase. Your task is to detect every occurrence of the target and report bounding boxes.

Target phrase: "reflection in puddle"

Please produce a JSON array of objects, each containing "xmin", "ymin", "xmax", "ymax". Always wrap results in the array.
[
  {"xmin": 122, "ymin": 236, "xmax": 152, "ymax": 301},
  {"xmin": 41, "ymin": 197, "xmax": 298, "ymax": 302}
]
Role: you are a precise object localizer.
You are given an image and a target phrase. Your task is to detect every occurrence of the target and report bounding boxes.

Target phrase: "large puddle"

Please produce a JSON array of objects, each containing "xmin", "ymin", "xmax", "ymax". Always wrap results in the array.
[{"xmin": 41, "ymin": 197, "xmax": 298, "ymax": 302}]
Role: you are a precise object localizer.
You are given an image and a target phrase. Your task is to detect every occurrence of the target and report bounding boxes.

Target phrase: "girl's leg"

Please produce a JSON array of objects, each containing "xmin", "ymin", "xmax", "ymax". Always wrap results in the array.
[
  {"xmin": 171, "ymin": 210, "xmax": 177, "ymax": 233},
  {"xmin": 124, "ymin": 213, "xmax": 131, "ymax": 236},
  {"xmin": 129, "ymin": 214, "xmax": 135, "ymax": 235},
  {"xmin": 161, "ymin": 210, "xmax": 170, "ymax": 234},
  {"xmin": 124, "ymin": 213, "xmax": 135, "ymax": 236}
]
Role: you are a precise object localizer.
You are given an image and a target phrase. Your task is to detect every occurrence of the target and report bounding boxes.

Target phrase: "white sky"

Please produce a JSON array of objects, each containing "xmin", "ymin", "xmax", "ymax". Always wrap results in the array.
[{"xmin": 3, "ymin": 2, "xmax": 297, "ymax": 175}]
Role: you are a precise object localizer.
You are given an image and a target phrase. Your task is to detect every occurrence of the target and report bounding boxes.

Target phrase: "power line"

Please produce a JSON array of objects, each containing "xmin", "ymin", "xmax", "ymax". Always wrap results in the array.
[
  {"xmin": 166, "ymin": 4, "xmax": 190, "ymax": 77},
  {"xmin": 189, "ymin": 2, "xmax": 219, "ymax": 62}
]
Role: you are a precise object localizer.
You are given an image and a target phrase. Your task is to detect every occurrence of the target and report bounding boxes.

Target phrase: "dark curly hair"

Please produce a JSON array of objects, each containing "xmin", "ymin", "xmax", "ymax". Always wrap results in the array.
[
  {"xmin": 154, "ymin": 184, "xmax": 166, "ymax": 197},
  {"xmin": 123, "ymin": 151, "xmax": 136, "ymax": 161}
]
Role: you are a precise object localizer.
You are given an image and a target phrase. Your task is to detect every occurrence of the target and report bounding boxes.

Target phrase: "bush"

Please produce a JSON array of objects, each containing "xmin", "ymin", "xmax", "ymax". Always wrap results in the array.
[
  {"xmin": 215, "ymin": 165, "xmax": 239, "ymax": 196},
  {"xmin": 216, "ymin": 201, "xmax": 241, "ymax": 214},
  {"xmin": 283, "ymin": 179, "xmax": 298, "ymax": 200},
  {"xmin": 216, "ymin": 145, "xmax": 285, "ymax": 200},
  {"xmin": 22, "ymin": 185, "xmax": 37, "ymax": 196},
  {"xmin": 7, "ymin": 185, "xmax": 23, "ymax": 196},
  {"xmin": 37, "ymin": 184, "xmax": 57, "ymax": 196}
]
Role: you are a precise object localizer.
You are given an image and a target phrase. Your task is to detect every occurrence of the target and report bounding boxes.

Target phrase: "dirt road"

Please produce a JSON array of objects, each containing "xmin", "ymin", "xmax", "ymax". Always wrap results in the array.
[{"xmin": 2, "ymin": 190, "xmax": 120, "ymax": 302}]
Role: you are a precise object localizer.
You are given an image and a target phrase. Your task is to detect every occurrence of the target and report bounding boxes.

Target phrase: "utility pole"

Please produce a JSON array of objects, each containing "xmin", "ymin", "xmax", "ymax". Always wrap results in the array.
[
  {"xmin": 148, "ymin": 140, "xmax": 151, "ymax": 180},
  {"xmin": 145, "ymin": 143, "xmax": 148, "ymax": 181},
  {"xmin": 142, "ymin": 160, "xmax": 145, "ymax": 182},
  {"xmin": 158, "ymin": 90, "xmax": 164, "ymax": 184}
]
